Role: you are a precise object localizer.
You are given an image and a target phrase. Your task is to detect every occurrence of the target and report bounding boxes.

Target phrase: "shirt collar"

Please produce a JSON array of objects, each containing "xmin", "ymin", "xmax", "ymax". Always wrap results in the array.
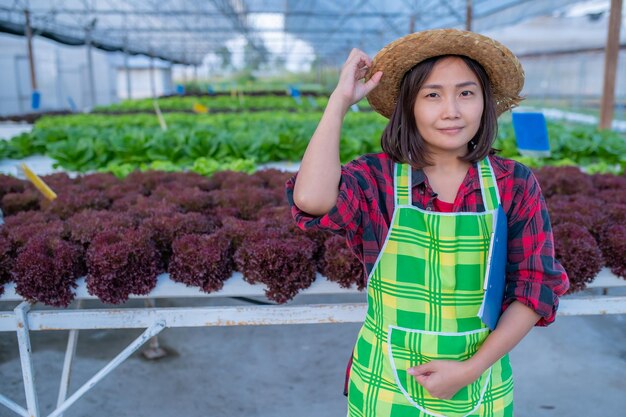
[{"xmin": 410, "ymin": 155, "xmax": 513, "ymax": 190}]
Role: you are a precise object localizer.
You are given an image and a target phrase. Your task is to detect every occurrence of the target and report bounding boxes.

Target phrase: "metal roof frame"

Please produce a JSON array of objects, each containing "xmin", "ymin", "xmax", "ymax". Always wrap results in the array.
[{"xmin": 0, "ymin": 0, "xmax": 588, "ymax": 65}]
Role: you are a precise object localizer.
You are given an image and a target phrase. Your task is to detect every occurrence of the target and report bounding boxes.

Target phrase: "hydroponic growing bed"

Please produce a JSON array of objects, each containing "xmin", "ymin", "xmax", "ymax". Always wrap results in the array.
[
  {"xmin": 1, "ymin": 165, "xmax": 625, "ymax": 417},
  {"xmin": 1, "ymin": 165, "xmax": 624, "ymax": 305}
]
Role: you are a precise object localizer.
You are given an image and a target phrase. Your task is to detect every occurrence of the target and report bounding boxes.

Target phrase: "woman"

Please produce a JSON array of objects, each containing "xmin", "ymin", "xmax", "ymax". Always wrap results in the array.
[{"xmin": 286, "ymin": 29, "xmax": 569, "ymax": 417}]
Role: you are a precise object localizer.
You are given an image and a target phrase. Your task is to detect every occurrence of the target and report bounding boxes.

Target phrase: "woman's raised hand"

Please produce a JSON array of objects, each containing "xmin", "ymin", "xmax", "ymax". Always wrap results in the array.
[
  {"xmin": 330, "ymin": 48, "xmax": 383, "ymax": 112},
  {"xmin": 293, "ymin": 50, "xmax": 381, "ymax": 216}
]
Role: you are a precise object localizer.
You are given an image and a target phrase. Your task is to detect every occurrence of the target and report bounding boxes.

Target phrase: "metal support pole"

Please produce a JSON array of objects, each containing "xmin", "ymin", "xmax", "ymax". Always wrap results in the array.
[
  {"xmin": 0, "ymin": 393, "xmax": 29, "ymax": 417},
  {"xmin": 575, "ymin": 56, "xmax": 586, "ymax": 111},
  {"xmin": 55, "ymin": 48, "xmax": 63, "ymax": 108},
  {"xmin": 142, "ymin": 299, "xmax": 167, "ymax": 359},
  {"xmin": 14, "ymin": 56, "xmax": 25, "ymax": 113},
  {"xmin": 150, "ymin": 55, "xmax": 156, "ymax": 98},
  {"xmin": 124, "ymin": 46, "xmax": 132, "ymax": 100},
  {"xmin": 466, "ymin": 0, "xmax": 473, "ymax": 31},
  {"xmin": 316, "ymin": 58, "xmax": 322, "ymax": 84},
  {"xmin": 48, "ymin": 322, "xmax": 166, "ymax": 417},
  {"xmin": 409, "ymin": 14, "xmax": 415, "ymax": 33},
  {"xmin": 600, "ymin": 0, "xmax": 623, "ymax": 129},
  {"xmin": 24, "ymin": 10, "xmax": 37, "ymax": 91},
  {"xmin": 168, "ymin": 63, "xmax": 174, "ymax": 94},
  {"xmin": 86, "ymin": 28, "xmax": 97, "ymax": 108},
  {"xmin": 15, "ymin": 302, "xmax": 40, "ymax": 417},
  {"xmin": 56, "ymin": 300, "xmax": 82, "ymax": 417}
]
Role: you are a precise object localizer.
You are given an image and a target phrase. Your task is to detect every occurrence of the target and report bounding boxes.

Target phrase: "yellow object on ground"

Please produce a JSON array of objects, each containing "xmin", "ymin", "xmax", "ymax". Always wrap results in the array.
[
  {"xmin": 20, "ymin": 163, "xmax": 57, "ymax": 201},
  {"xmin": 193, "ymin": 103, "xmax": 209, "ymax": 114}
]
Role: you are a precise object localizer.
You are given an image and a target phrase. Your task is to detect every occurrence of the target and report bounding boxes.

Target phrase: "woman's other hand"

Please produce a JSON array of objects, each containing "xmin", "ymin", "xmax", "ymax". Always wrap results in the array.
[
  {"xmin": 330, "ymin": 48, "xmax": 383, "ymax": 112},
  {"xmin": 407, "ymin": 360, "xmax": 476, "ymax": 400}
]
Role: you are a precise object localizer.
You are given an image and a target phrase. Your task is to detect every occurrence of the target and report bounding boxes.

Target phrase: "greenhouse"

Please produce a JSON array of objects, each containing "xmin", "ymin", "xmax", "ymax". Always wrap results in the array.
[{"xmin": 0, "ymin": 1, "xmax": 625, "ymax": 417}]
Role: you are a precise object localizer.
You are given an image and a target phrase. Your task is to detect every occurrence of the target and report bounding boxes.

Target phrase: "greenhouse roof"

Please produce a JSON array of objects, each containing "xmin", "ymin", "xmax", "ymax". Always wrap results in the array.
[{"xmin": 0, "ymin": 0, "xmax": 593, "ymax": 65}]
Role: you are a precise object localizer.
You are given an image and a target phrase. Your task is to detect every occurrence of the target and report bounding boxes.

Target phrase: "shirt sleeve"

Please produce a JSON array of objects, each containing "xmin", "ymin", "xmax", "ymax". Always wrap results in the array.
[
  {"xmin": 284, "ymin": 156, "xmax": 374, "ymax": 236},
  {"xmin": 503, "ymin": 163, "xmax": 570, "ymax": 326}
]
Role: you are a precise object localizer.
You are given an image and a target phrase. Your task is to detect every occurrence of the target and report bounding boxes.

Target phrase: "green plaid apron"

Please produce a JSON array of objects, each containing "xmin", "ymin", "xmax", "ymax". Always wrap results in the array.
[{"xmin": 347, "ymin": 158, "xmax": 514, "ymax": 417}]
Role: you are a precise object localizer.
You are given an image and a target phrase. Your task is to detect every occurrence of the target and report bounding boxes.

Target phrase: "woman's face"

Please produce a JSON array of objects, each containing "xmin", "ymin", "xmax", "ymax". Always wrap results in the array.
[{"xmin": 413, "ymin": 56, "xmax": 484, "ymax": 157}]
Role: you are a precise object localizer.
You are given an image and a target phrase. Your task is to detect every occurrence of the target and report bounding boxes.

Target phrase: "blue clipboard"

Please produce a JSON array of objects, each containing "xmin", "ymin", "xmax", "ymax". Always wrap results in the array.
[{"xmin": 477, "ymin": 205, "xmax": 507, "ymax": 330}]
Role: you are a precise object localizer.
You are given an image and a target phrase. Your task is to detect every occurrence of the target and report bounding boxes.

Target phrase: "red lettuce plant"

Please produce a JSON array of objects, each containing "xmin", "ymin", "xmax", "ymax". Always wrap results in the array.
[
  {"xmin": 302, "ymin": 228, "xmax": 333, "ymax": 270},
  {"xmin": 0, "ymin": 174, "xmax": 26, "ymax": 199},
  {"xmin": 322, "ymin": 235, "xmax": 366, "ymax": 290},
  {"xmin": 67, "ymin": 209, "xmax": 137, "ymax": 246},
  {"xmin": 209, "ymin": 187, "xmax": 281, "ymax": 220},
  {"xmin": 167, "ymin": 172, "xmax": 213, "ymax": 190},
  {"xmin": 597, "ymin": 188, "xmax": 626, "ymax": 205},
  {"xmin": 234, "ymin": 235, "xmax": 317, "ymax": 303},
  {"xmin": 151, "ymin": 185, "xmax": 213, "ymax": 213},
  {"xmin": 220, "ymin": 217, "xmax": 285, "ymax": 252},
  {"xmin": 592, "ymin": 203, "xmax": 626, "ymax": 241},
  {"xmin": 117, "ymin": 196, "xmax": 178, "ymax": 222},
  {"xmin": 533, "ymin": 166, "xmax": 593, "ymax": 198},
  {"xmin": 546, "ymin": 195, "xmax": 605, "ymax": 237},
  {"xmin": 208, "ymin": 170, "xmax": 264, "ymax": 190},
  {"xmin": 44, "ymin": 188, "xmax": 111, "ymax": 219},
  {"xmin": 0, "ymin": 234, "xmax": 14, "ymax": 296},
  {"xmin": 39, "ymin": 172, "xmax": 75, "ymax": 191},
  {"xmin": 77, "ymin": 172, "xmax": 120, "ymax": 191},
  {"xmin": 140, "ymin": 211, "xmax": 221, "ymax": 270},
  {"xmin": 253, "ymin": 168, "xmax": 293, "ymax": 201},
  {"xmin": 257, "ymin": 205, "xmax": 292, "ymax": 226},
  {"xmin": 253, "ymin": 168, "xmax": 293, "ymax": 191},
  {"xmin": 553, "ymin": 223, "xmax": 604, "ymax": 293},
  {"xmin": 256, "ymin": 205, "xmax": 330, "ymax": 271},
  {"xmin": 13, "ymin": 233, "xmax": 83, "ymax": 307},
  {"xmin": 86, "ymin": 228, "xmax": 159, "ymax": 303},
  {"xmin": 121, "ymin": 171, "xmax": 210, "ymax": 196},
  {"xmin": 210, "ymin": 206, "xmax": 241, "ymax": 220},
  {"xmin": 124, "ymin": 170, "xmax": 176, "ymax": 194},
  {"xmin": 4, "ymin": 211, "xmax": 66, "ymax": 251},
  {"xmin": 1, "ymin": 190, "xmax": 40, "ymax": 215},
  {"xmin": 591, "ymin": 173, "xmax": 626, "ymax": 191},
  {"xmin": 602, "ymin": 203, "xmax": 626, "ymax": 227},
  {"xmin": 104, "ymin": 182, "xmax": 149, "ymax": 203},
  {"xmin": 599, "ymin": 225, "xmax": 626, "ymax": 279},
  {"xmin": 3, "ymin": 210, "xmax": 57, "ymax": 228},
  {"xmin": 169, "ymin": 231, "xmax": 233, "ymax": 293}
]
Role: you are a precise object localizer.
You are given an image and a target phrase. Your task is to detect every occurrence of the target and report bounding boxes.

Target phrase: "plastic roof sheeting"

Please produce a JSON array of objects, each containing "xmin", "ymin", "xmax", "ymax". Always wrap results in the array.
[
  {"xmin": 0, "ymin": 0, "xmax": 262, "ymax": 65},
  {"xmin": 283, "ymin": 0, "xmax": 587, "ymax": 64},
  {"xmin": 0, "ymin": 0, "xmax": 587, "ymax": 66}
]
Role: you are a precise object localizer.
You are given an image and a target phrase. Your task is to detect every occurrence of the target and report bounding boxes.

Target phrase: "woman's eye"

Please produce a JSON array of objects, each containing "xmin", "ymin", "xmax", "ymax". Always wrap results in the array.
[
  {"xmin": 460, "ymin": 90, "xmax": 474, "ymax": 97},
  {"xmin": 426, "ymin": 92, "xmax": 438, "ymax": 98}
]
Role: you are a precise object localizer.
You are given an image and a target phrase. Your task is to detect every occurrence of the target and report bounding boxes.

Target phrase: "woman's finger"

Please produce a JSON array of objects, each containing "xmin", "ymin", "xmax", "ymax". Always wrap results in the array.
[
  {"xmin": 362, "ymin": 71, "xmax": 383, "ymax": 95},
  {"xmin": 334, "ymin": 48, "xmax": 376, "ymax": 104},
  {"xmin": 355, "ymin": 67, "xmax": 369, "ymax": 80}
]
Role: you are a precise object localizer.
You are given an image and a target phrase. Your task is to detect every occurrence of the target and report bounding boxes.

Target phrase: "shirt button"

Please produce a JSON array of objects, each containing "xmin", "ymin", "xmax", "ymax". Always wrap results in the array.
[{"xmin": 426, "ymin": 207, "xmax": 432, "ymax": 211}]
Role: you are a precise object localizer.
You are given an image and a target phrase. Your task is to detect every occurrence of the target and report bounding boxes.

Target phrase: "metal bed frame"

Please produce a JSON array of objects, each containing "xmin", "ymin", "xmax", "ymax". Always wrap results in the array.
[{"xmin": 1, "ymin": 269, "xmax": 624, "ymax": 417}]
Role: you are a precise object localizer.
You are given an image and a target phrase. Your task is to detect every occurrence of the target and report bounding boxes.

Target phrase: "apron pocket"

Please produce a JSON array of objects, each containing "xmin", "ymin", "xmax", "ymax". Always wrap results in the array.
[{"xmin": 387, "ymin": 325, "xmax": 491, "ymax": 417}]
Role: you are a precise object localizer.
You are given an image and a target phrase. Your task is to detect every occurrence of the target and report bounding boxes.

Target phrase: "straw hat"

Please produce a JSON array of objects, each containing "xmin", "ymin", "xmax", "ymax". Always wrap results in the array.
[{"xmin": 366, "ymin": 29, "xmax": 525, "ymax": 118}]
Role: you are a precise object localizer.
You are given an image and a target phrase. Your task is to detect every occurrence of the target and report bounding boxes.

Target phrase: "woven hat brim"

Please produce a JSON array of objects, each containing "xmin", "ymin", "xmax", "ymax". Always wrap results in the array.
[{"xmin": 366, "ymin": 29, "xmax": 525, "ymax": 118}]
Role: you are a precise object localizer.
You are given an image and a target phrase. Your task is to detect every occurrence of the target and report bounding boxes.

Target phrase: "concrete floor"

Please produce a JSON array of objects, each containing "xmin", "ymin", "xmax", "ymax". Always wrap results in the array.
[{"xmin": 1, "ymin": 291, "xmax": 625, "ymax": 417}]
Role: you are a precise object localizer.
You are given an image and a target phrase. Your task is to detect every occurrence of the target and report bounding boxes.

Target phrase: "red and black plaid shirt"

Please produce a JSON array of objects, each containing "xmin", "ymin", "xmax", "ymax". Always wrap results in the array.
[{"xmin": 285, "ymin": 152, "xmax": 569, "ymax": 326}]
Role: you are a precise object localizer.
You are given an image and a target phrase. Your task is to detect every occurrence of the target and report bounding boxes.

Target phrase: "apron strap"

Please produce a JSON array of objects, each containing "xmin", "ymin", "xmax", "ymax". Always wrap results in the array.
[
  {"xmin": 394, "ymin": 163, "xmax": 411, "ymax": 206},
  {"xmin": 477, "ymin": 157, "xmax": 501, "ymax": 211},
  {"xmin": 395, "ymin": 159, "xmax": 500, "ymax": 210}
]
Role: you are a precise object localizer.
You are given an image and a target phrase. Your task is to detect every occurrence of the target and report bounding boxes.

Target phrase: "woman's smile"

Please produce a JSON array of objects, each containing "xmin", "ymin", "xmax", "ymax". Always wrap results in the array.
[{"xmin": 437, "ymin": 126, "xmax": 465, "ymax": 135}]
